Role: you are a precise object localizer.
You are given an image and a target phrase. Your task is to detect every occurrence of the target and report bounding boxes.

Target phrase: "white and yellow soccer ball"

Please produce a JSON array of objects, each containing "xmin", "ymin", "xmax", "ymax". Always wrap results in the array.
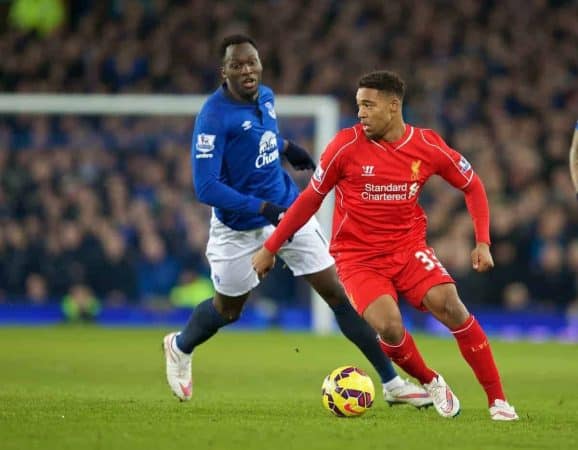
[{"xmin": 321, "ymin": 366, "xmax": 375, "ymax": 417}]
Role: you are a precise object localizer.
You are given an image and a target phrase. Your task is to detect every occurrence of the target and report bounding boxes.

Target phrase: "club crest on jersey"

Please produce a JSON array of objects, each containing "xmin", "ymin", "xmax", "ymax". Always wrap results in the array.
[
  {"xmin": 195, "ymin": 133, "xmax": 216, "ymax": 158},
  {"xmin": 241, "ymin": 120, "xmax": 252, "ymax": 131},
  {"xmin": 264, "ymin": 102, "xmax": 277, "ymax": 119},
  {"xmin": 411, "ymin": 160, "xmax": 421, "ymax": 180},
  {"xmin": 361, "ymin": 165, "xmax": 375, "ymax": 176},
  {"xmin": 256, "ymin": 131, "xmax": 280, "ymax": 168},
  {"xmin": 458, "ymin": 156, "xmax": 471, "ymax": 173}
]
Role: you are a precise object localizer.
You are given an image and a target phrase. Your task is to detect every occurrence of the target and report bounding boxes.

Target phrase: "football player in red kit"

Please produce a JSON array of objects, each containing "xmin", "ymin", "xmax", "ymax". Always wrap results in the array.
[{"xmin": 252, "ymin": 70, "xmax": 518, "ymax": 421}]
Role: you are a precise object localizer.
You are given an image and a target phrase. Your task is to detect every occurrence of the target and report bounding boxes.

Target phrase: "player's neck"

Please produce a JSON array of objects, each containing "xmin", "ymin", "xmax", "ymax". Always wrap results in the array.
[
  {"xmin": 223, "ymin": 83, "xmax": 258, "ymax": 103},
  {"xmin": 382, "ymin": 120, "xmax": 406, "ymax": 142}
]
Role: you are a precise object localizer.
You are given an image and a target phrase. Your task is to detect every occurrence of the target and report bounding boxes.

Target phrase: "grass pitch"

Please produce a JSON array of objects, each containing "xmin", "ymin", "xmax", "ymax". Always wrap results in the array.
[{"xmin": 0, "ymin": 326, "xmax": 577, "ymax": 450}]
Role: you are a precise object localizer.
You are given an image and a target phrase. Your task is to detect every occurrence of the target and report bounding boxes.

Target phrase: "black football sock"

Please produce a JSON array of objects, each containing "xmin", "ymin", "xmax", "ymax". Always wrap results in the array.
[{"xmin": 175, "ymin": 298, "xmax": 232, "ymax": 354}]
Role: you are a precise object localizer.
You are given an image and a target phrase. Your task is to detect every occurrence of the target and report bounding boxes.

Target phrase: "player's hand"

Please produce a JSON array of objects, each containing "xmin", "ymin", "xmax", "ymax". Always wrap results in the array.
[
  {"xmin": 260, "ymin": 202, "xmax": 286, "ymax": 226},
  {"xmin": 252, "ymin": 247, "xmax": 276, "ymax": 278},
  {"xmin": 471, "ymin": 242, "xmax": 494, "ymax": 272},
  {"xmin": 284, "ymin": 141, "xmax": 316, "ymax": 170}
]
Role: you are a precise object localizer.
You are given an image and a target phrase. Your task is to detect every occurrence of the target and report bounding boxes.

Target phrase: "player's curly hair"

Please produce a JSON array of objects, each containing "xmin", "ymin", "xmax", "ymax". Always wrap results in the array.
[
  {"xmin": 220, "ymin": 34, "xmax": 258, "ymax": 60},
  {"xmin": 358, "ymin": 71, "xmax": 405, "ymax": 100}
]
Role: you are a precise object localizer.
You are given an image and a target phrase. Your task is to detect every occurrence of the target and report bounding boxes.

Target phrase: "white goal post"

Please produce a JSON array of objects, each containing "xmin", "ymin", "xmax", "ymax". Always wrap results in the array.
[{"xmin": 0, "ymin": 93, "xmax": 339, "ymax": 334}]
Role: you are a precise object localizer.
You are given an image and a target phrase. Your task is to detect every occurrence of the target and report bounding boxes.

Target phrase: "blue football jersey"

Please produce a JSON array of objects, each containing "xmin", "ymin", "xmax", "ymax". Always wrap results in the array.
[{"xmin": 192, "ymin": 84, "xmax": 299, "ymax": 230}]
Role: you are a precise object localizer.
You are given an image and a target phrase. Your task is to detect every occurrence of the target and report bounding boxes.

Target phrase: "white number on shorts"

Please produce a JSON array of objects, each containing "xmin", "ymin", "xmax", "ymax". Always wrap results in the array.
[{"xmin": 414, "ymin": 249, "xmax": 443, "ymax": 271}]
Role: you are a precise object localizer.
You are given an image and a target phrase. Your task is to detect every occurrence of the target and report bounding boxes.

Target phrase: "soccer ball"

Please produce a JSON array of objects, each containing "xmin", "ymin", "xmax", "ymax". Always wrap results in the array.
[{"xmin": 321, "ymin": 366, "xmax": 375, "ymax": 417}]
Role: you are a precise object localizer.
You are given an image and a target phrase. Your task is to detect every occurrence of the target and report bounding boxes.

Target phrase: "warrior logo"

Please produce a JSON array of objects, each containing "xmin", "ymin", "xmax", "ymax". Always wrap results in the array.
[{"xmin": 361, "ymin": 165, "xmax": 375, "ymax": 176}]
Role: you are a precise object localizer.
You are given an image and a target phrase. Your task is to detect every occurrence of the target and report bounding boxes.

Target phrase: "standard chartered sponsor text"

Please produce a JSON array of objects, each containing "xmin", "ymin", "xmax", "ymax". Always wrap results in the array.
[{"xmin": 362, "ymin": 183, "xmax": 408, "ymax": 201}]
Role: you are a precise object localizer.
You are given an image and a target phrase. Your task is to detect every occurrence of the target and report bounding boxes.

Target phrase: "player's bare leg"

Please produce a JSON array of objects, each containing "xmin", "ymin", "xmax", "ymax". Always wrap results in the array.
[
  {"xmin": 364, "ymin": 295, "xmax": 460, "ymax": 418},
  {"xmin": 423, "ymin": 283, "xmax": 518, "ymax": 420},
  {"xmin": 304, "ymin": 267, "xmax": 431, "ymax": 409},
  {"xmin": 163, "ymin": 291, "xmax": 249, "ymax": 401}
]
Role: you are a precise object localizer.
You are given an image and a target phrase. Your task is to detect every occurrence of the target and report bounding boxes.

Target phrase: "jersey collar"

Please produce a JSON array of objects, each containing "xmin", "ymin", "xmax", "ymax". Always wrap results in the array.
[
  {"xmin": 220, "ymin": 83, "xmax": 261, "ymax": 105},
  {"xmin": 376, "ymin": 124, "xmax": 413, "ymax": 151}
]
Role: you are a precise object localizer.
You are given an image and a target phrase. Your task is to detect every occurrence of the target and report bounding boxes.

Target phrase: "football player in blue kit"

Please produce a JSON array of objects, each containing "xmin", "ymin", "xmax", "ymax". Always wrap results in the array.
[{"xmin": 162, "ymin": 34, "xmax": 431, "ymax": 408}]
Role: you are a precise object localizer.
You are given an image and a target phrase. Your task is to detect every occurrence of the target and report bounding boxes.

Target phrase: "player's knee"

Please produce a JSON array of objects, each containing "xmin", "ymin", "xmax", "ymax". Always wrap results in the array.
[
  {"xmin": 305, "ymin": 267, "xmax": 347, "ymax": 308},
  {"xmin": 215, "ymin": 305, "xmax": 242, "ymax": 323},
  {"xmin": 373, "ymin": 316, "xmax": 404, "ymax": 343},
  {"xmin": 213, "ymin": 294, "xmax": 247, "ymax": 323},
  {"xmin": 429, "ymin": 294, "xmax": 469, "ymax": 328},
  {"xmin": 322, "ymin": 291, "xmax": 348, "ymax": 309},
  {"xmin": 317, "ymin": 284, "xmax": 348, "ymax": 308},
  {"xmin": 443, "ymin": 298, "xmax": 469, "ymax": 326}
]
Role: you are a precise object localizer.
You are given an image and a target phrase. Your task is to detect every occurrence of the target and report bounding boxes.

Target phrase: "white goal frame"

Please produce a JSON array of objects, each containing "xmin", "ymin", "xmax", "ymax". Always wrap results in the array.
[{"xmin": 0, "ymin": 93, "xmax": 339, "ymax": 334}]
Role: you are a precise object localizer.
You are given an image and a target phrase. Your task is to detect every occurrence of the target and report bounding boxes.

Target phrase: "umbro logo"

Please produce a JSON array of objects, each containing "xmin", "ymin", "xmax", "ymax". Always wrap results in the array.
[
  {"xmin": 241, "ymin": 120, "xmax": 252, "ymax": 130},
  {"xmin": 361, "ymin": 165, "xmax": 375, "ymax": 176}
]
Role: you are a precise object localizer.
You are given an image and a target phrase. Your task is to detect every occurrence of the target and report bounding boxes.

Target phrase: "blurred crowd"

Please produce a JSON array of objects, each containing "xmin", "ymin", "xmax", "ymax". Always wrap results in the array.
[{"xmin": 1, "ymin": 0, "xmax": 578, "ymax": 317}]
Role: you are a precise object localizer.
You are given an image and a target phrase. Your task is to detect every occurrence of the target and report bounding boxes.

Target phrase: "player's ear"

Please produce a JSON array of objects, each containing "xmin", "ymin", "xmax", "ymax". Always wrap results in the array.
[{"xmin": 220, "ymin": 65, "xmax": 226, "ymax": 80}]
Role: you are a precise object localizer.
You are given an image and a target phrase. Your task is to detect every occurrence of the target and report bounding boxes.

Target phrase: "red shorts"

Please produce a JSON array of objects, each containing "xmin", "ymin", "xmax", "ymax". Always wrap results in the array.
[{"xmin": 338, "ymin": 246, "xmax": 454, "ymax": 315}]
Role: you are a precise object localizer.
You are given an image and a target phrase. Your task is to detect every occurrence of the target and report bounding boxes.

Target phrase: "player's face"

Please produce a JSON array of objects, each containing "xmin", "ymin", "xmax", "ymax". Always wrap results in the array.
[
  {"xmin": 356, "ymin": 88, "xmax": 398, "ymax": 140},
  {"xmin": 222, "ymin": 43, "xmax": 263, "ymax": 102}
]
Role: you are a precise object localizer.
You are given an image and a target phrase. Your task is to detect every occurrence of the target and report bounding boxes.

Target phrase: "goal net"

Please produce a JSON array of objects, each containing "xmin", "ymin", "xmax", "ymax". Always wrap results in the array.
[{"xmin": 0, "ymin": 93, "xmax": 339, "ymax": 334}]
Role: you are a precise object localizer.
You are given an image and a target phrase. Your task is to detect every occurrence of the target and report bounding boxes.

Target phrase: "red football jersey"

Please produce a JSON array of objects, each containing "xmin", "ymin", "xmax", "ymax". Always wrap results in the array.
[{"xmin": 310, "ymin": 123, "xmax": 475, "ymax": 262}]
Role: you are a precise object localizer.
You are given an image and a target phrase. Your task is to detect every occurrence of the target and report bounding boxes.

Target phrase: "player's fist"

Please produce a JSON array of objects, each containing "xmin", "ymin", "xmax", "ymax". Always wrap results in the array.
[
  {"xmin": 252, "ymin": 247, "xmax": 276, "ymax": 278},
  {"xmin": 260, "ymin": 202, "xmax": 286, "ymax": 226},
  {"xmin": 471, "ymin": 242, "xmax": 494, "ymax": 272},
  {"xmin": 284, "ymin": 141, "xmax": 316, "ymax": 170}
]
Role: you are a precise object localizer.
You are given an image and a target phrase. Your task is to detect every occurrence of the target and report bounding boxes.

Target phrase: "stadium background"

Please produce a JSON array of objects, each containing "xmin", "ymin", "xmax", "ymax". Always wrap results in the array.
[{"xmin": 0, "ymin": 0, "xmax": 577, "ymax": 339}]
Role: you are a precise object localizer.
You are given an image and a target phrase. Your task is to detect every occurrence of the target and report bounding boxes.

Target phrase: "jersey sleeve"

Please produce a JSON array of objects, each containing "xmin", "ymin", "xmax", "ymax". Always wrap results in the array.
[
  {"xmin": 310, "ymin": 129, "xmax": 353, "ymax": 195},
  {"xmin": 421, "ymin": 129, "xmax": 490, "ymax": 244},
  {"xmin": 422, "ymin": 129, "xmax": 474, "ymax": 190},
  {"xmin": 192, "ymin": 108, "xmax": 262, "ymax": 214}
]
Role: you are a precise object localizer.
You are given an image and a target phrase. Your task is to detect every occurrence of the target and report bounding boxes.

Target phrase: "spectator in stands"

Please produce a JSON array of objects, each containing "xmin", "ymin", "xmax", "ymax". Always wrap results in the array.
[
  {"xmin": 92, "ymin": 229, "xmax": 137, "ymax": 305},
  {"xmin": 61, "ymin": 283, "xmax": 101, "ymax": 322},
  {"xmin": 9, "ymin": 0, "xmax": 65, "ymax": 36},
  {"xmin": 136, "ymin": 232, "xmax": 180, "ymax": 301},
  {"xmin": 25, "ymin": 273, "xmax": 52, "ymax": 305},
  {"xmin": 169, "ymin": 269, "xmax": 214, "ymax": 309}
]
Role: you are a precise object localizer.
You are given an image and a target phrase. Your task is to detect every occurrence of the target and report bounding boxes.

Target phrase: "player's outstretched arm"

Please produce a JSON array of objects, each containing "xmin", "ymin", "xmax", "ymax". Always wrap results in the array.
[
  {"xmin": 252, "ymin": 185, "xmax": 324, "ymax": 277},
  {"xmin": 569, "ymin": 121, "xmax": 578, "ymax": 196},
  {"xmin": 460, "ymin": 174, "xmax": 494, "ymax": 272}
]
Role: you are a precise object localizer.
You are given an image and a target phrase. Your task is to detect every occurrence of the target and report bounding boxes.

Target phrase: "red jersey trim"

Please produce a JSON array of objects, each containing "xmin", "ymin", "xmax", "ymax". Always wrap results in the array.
[
  {"xmin": 419, "ymin": 129, "xmax": 474, "ymax": 189},
  {"xmin": 394, "ymin": 125, "xmax": 414, "ymax": 150},
  {"xmin": 311, "ymin": 127, "xmax": 360, "ymax": 195}
]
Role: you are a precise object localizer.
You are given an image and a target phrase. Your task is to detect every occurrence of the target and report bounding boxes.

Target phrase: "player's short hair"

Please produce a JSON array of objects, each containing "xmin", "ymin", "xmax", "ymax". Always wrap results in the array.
[
  {"xmin": 358, "ymin": 71, "xmax": 405, "ymax": 100},
  {"xmin": 220, "ymin": 34, "xmax": 258, "ymax": 60}
]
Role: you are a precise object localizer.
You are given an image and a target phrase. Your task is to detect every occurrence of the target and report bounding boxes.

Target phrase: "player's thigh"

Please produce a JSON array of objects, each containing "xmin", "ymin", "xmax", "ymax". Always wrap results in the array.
[
  {"xmin": 205, "ymin": 218, "xmax": 262, "ymax": 296},
  {"xmin": 395, "ymin": 246, "xmax": 455, "ymax": 311},
  {"xmin": 273, "ymin": 216, "xmax": 334, "ymax": 277},
  {"xmin": 340, "ymin": 268, "xmax": 397, "ymax": 316}
]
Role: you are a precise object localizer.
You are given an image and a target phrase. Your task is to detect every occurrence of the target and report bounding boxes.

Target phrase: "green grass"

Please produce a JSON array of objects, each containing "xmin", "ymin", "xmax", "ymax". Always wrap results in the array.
[{"xmin": 0, "ymin": 327, "xmax": 577, "ymax": 450}]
